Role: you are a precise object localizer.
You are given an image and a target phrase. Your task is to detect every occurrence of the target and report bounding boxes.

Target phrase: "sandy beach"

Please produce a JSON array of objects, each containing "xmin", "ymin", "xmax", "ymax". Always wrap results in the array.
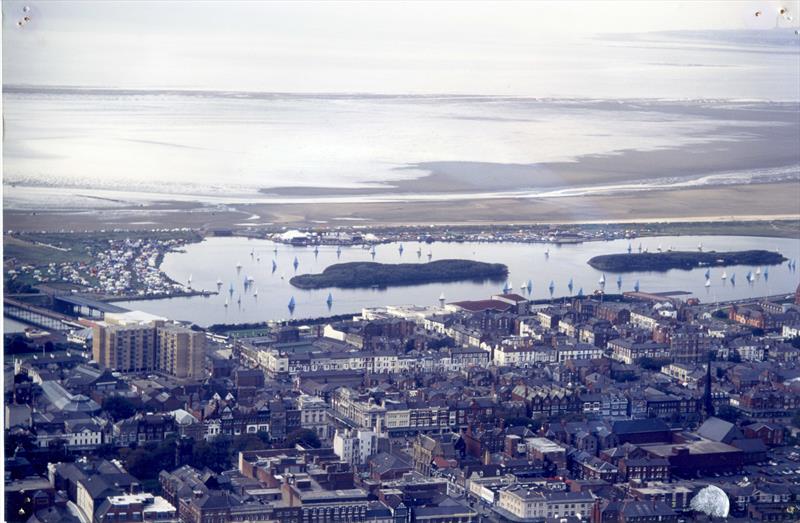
[{"xmin": 5, "ymin": 181, "xmax": 799, "ymax": 233}]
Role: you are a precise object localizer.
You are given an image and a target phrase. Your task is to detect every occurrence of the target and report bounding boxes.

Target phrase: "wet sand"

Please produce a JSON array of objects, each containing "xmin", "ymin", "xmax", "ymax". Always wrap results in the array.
[
  {"xmin": 264, "ymin": 102, "xmax": 800, "ymax": 196},
  {"xmin": 4, "ymin": 100, "xmax": 798, "ymax": 233},
  {"xmin": 5, "ymin": 181, "xmax": 799, "ymax": 232}
]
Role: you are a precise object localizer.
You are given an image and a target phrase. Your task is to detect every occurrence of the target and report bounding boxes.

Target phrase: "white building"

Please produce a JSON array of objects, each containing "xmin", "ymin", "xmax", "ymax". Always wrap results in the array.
[
  {"xmin": 497, "ymin": 487, "xmax": 594, "ymax": 521},
  {"xmin": 64, "ymin": 421, "xmax": 104, "ymax": 449},
  {"xmin": 333, "ymin": 428, "xmax": 379, "ymax": 465},
  {"xmin": 493, "ymin": 344, "xmax": 555, "ymax": 367},
  {"xmin": 299, "ymin": 394, "xmax": 330, "ymax": 440}
]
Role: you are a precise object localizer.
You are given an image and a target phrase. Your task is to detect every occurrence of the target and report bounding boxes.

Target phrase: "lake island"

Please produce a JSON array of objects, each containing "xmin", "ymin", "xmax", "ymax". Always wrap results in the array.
[
  {"xmin": 290, "ymin": 259, "xmax": 508, "ymax": 289},
  {"xmin": 587, "ymin": 250, "xmax": 787, "ymax": 272}
]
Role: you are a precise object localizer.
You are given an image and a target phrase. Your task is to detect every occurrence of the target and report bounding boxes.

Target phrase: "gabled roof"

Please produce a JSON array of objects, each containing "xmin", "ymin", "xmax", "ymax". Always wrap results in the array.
[
  {"xmin": 697, "ymin": 417, "xmax": 744, "ymax": 444},
  {"xmin": 619, "ymin": 499, "xmax": 677, "ymax": 517},
  {"xmin": 731, "ymin": 438, "xmax": 768, "ymax": 453},
  {"xmin": 612, "ymin": 418, "xmax": 669, "ymax": 435},
  {"xmin": 79, "ymin": 475, "xmax": 123, "ymax": 499}
]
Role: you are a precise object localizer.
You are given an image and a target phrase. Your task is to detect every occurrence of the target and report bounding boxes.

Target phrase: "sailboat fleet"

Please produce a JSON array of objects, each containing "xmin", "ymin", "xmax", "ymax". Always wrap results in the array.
[{"xmin": 213, "ymin": 238, "xmax": 789, "ymax": 318}]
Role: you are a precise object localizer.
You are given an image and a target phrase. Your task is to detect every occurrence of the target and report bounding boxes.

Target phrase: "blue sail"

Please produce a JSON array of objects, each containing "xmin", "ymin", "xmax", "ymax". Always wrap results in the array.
[{"xmin": 634, "ymin": 280, "xmax": 640, "ymax": 292}]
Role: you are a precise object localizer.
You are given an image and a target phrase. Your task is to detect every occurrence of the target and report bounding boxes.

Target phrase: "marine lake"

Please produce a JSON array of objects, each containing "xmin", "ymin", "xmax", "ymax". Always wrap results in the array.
[{"xmin": 113, "ymin": 235, "xmax": 800, "ymax": 327}]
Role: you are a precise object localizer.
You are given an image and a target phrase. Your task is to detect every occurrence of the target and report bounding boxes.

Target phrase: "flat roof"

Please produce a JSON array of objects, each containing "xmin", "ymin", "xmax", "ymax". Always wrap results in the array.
[
  {"xmin": 526, "ymin": 438, "xmax": 565, "ymax": 453},
  {"xmin": 55, "ymin": 295, "xmax": 130, "ymax": 313},
  {"xmin": 105, "ymin": 310, "xmax": 167, "ymax": 325},
  {"xmin": 642, "ymin": 440, "xmax": 742, "ymax": 457}
]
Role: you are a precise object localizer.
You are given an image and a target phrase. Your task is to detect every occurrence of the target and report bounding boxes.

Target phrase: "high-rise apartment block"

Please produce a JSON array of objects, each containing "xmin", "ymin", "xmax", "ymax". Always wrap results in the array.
[
  {"xmin": 157, "ymin": 324, "xmax": 206, "ymax": 378},
  {"xmin": 92, "ymin": 311, "xmax": 205, "ymax": 378}
]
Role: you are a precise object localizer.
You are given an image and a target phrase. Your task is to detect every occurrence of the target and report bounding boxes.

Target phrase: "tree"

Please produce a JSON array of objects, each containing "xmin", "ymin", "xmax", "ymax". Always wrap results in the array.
[
  {"xmin": 124, "ymin": 436, "xmax": 176, "ymax": 480},
  {"xmin": 230, "ymin": 433, "xmax": 270, "ymax": 453},
  {"xmin": 428, "ymin": 337, "xmax": 455, "ymax": 350},
  {"xmin": 638, "ymin": 357, "xmax": 669, "ymax": 371},
  {"xmin": 6, "ymin": 336, "xmax": 31, "ymax": 354},
  {"xmin": 102, "ymin": 396, "xmax": 137, "ymax": 421},
  {"xmin": 716, "ymin": 405, "xmax": 742, "ymax": 424},
  {"xmin": 5, "ymin": 431, "xmax": 35, "ymax": 456},
  {"xmin": 285, "ymin": 429, "xmax": 321, "ymax": 449}
]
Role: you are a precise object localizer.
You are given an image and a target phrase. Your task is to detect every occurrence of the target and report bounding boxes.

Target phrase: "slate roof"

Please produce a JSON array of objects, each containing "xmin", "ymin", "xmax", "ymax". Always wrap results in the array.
[
  {"xmin": 28, "ymin": 506, "xmax": 81, "ymax": 523},
  {"xmin": 369, "ymin": 452, "xmax": 412, "ymax": 476},
  {"xmin": 731, "ymin": 438, "xmax": 768, "ymax": 453},
  {"xmin": 619, "ymin": 499, "xmax": 677, "ymax": 517},
  {"xmin": 612, "ymin": 418, "xmax": 669, "ymax": 435},
  {"xmin": 697, "ymin": 417, "xmax": 744, "ymax": 444}
]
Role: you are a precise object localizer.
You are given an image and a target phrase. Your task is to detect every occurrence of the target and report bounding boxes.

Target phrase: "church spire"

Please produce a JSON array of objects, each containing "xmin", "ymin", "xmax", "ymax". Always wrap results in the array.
[{"xmin": 703, "ymin": 351, "xmax": 715, "ymax": 419}]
